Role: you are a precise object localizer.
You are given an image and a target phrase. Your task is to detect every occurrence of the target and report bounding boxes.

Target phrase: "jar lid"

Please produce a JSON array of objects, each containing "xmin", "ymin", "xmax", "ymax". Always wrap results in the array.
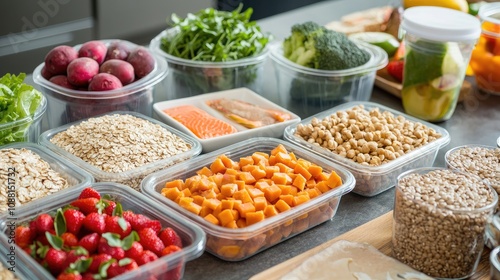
[
  {"xmin": 401, "ymin": 6, "xmax": 481, "ymax": 42},
  {"xmin": 479, "ymin": 3, "xmax": 500, "ymax": 24}
]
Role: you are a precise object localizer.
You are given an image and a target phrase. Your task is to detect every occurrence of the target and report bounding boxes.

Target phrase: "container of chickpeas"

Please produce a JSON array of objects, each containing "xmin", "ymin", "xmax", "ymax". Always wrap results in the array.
[
  {"xmin": 284, "ymin": 101, "xmax": 450, "ymax": 196},
  {"xmin": 393, "ymin": 167, "xmax": 497, "ymax": 279}
]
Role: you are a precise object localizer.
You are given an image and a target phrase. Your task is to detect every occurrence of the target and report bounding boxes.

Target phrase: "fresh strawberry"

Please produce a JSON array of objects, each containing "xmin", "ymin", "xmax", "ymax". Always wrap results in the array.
[
  {"xmin": 70, "ymin": 198, "xmax": 100, "ymax": 215},
  {"xmin": 141, "ymin": 219, "xmax": 162, "ymax": 234},
  {"xmin": 123, "ymin": 211, "xmax": 147, "ymax": 231},
  {"xmin": 88, "ymin": 253, "xmax": 112, "ymax": 273},
  {"xmin": 138, "ymin": 228, "xmax": 165, "ymax": 256},
  {"xmin": 125, "ymin": 241, "xmax": 143, "ymax": 261},
  {"xmin": 158, "ymin": 227, "xmax": 182, "ymax": 248},
  {"xmin": 61, "ymin": 232, "xmax": 79, "ymax": 247},
  {"xmin": 36, "ymin": 229, "xmax": 55, "ymax": 246},
  {"xmin": 81, "ymin": 272, "xmax": 94, "ymax": 280},
  {"xmin": 107, "ymin": 259, "xmax": 138, "ymax": 278},
  {"xmin": 136, "ymin": 250, "xmax": 158, "ymax": 266},
  {"xmin": 78, "ymin": 187, "xmax": 101, "ymax": 199},
  {"xmin": 104, "ymin": 200, "xmax": 117, "ymax": 216},
  {"xmin": 15, "ymin": 226, "xmax": 33, "ymax": 248},
  {"xmin": 44, "ymin": 248, "xmax": 67, "ymax": 275},
  {"xmin": 29, "ymin": 220, "xmax": 38, "ymax": 238},
  {"xmin": 34, "ymin": 213, "xmax": 54, "ymax": 235},
  {"xmin": 63, "ymin": 248, "xmax": 88, "ymax": 268},
  {"xmin": 161, "ymin": 245, "xmax": 182, "ymax": 256},
  {"xmin": 63, "ymin": 209, "xmax": 86, "ymax": 235},
  {"xmin": 57, "ymin": 271, "xmax": 83, "ymax": 280},
  {"xmin": 83, "ymin": 212, "xmax": 107, "ymax": 234},
  {"xmin": 98, "ymin": 237, "xmax": 125, "ymax": 260},
  {"xmin": 78, "ymin": 233, "xmax": 100, "ymax": 254},
  {"xmin": 105, "ymin": 215, "xmax": 131, "ymax": 239},
  {"xmin": 386, "ymin": 60, "xmax": 404, "ymax": 83}
]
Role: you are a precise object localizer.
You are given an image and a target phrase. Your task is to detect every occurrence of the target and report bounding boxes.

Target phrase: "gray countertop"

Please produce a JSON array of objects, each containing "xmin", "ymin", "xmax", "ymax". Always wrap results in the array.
[{"xmin": 179, "ymin": 1, "xmax": 500, "ymax": 280}]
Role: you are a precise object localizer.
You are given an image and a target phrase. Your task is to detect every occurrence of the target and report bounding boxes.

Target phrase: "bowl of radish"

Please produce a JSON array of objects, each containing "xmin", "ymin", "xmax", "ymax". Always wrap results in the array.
[{"xmin": 33, "ymin": 39, "xmax": 168, "ymax": 129}]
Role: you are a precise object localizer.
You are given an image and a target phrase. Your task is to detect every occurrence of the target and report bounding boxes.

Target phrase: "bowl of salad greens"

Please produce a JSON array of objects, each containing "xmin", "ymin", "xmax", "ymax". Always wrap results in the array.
[
  {"xmin": 0, "ymin": 73, "xmax": 46, "ymax": 146},
  {"xmin": 150, "ymin": 5, "xmax": 272, "ymax": 98}
]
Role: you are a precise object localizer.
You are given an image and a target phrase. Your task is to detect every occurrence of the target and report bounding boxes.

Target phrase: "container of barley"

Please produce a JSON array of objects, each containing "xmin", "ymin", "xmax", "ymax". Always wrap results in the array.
[
  {"xmin": 38, "ymin": 111, "xmax": 202, "ymax": 190},
  {"xmin": 393, "ymin": 167, "xmax": 497, "ymax": 279},
  {"xmin": 284, "ymin": 101, "xmax": 450, "ymax": 196}
]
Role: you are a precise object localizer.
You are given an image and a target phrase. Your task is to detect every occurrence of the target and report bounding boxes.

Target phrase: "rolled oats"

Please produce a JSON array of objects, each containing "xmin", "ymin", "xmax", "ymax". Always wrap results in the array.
[
  {"xmin": 49, "ymin": 114, "xmax": 192, "ymax": 190},
  {"xmin": 0, "ymin": 148, "xmax": 69, "ymax": 213}
]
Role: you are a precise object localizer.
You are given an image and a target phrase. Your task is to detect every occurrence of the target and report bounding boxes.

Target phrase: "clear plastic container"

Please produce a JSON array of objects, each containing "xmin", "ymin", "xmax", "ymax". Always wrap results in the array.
[
  {"xmin": 400, "ymin": 7, "xmax": 481, "ymax": 122},
  {"xmin": 0, "ymin": 142, "xmax": 94, "ymax": 210},
  {"xmin": 393, "ymin": 167, "xmax": 497, "ymax": 279},
  {"xmin": 150, "ymin": 29, "xmax": 269, "ymax": 99},
  {"xmin": 38, "ymin": 111, "xmax": 202, "ymax": 191},
  {"xmin": 33, "ymin": 40, "xmax": 168, "ymax": 129},
  {"xmin": 0, "ymin": 94, "xmax": 46, "ymax": 146},
  {"xmin": 491, "ymin": 246, "xmax": 500, "ymax": 280},
  {"xmin": 269, "ymin": 40, "xmax": 388, "ymax": 116},
  {"xmin": 284, "ymin": 101, "xmax": 450, "ymax": 197},
  {"xmin": 141, "ymin": 137, "xmax": 355, "ymax": 261},
  {"xmin": 470, "ymin": 3, "xmax": 500, "ymax": 95},
  {"xmin": 0, "ymin": 182, "xmax": 206, "ymax": 280}
]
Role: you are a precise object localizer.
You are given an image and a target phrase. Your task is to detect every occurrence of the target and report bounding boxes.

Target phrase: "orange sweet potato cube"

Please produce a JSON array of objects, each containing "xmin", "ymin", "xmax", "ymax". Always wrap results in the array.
[
  {"xmin": 197, "ymin": 166, "xmax": 213, "ymax": 177},
  {"xmin": 293, "ymin": 163, "xmax": 312, "ymax": 180},
  {"xmin": 218, "ymin": 209, "xmax": 235, "ymax": 226},
  {"xmin": 263, "ymin": 205, "xmax": 279, "ymax": 217},
  {"xmin": 246, "ymin": 210, "xmax": 265, "ymax": 226},
  {"xmin": 327, "ymin": 171, "xmax": 343, "ymax": 188},
  {"xmin": 221, "ymin": 183, "xmax": 238, "ymax": 197},
  {"xmin": 210, "ymin": 158, "xmax": 226, "ymax": 174},
  {"xmin": 251, "ymin": 167, "xmax": 267, "ymax": 181},
  {"xmin": 239, "ymin": 156, "xmax": 254, "ymax": 167},
  {"xmin": 221, "ymin": 199, "xmax": 235, "ymax": 210},
  {"xmin": 238, "ymin": 172, "xmax": 256, "ymax": 185},
  {"xmin": 271, "ymin": 172, "xmax": 292, "ymax": 185},
  {"xmin": 254, "ymin": 196, "xmax": 268, "ymax": 211},
  {"xmin": 164, "ymin": 179, "xmax": 184, "ymax": 189},
  {"xmin": 204, "ymin": 214, "xmax": 220, "ymax": 225},
  {"xmin": 263, "ymin": 184, "xmax": 282, "ymax": 203},
  {"xmin": 275, "ymin": 199, "xmax": 291, "ymax": 213},
  {"xmin": 292, "ymin": 173, "xmax": 307, "ymax": 191},
  {"xmin": 245, "ymin": 185, "xmax": 265, "ymax": 198},
  {"xmin": 279, "ymin": 194, "xmax": 294, "ymax": 206},
  {"xmin": 162, "ymin": 187, "xmax": 182, "ymax": 202},
  {"xmin": 235, "ymin": 202, "xmax": 256, "ymax": 218},
  {"xmin": 293, "ymin": 194, "xmax": 310, "ymax": 206}
]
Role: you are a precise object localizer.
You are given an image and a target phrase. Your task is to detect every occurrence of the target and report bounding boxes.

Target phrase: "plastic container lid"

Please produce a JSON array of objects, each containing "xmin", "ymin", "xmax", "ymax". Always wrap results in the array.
[
  {"xmin": 401, "ymin": 6, "xmax": 481, "ymax": 43},
  {"xmin": 479, "ymin": 2, "xmax": 500, "ymax": 24}
]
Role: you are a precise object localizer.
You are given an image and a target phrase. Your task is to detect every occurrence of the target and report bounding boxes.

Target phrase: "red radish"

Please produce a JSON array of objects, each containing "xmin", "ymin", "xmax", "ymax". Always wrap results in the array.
[
  {"xmin": 44, "ymin": 45, "xmax": 78, "ymax": 75},
  {"xmin": 127, "ymin": 46, "xmax": 155, "ymax": 79},
  {"xmin": 67, "ymin": 57, "xmax": 99, "ymax": 87},
  {"xmin": 106, "ymin": 40, "xmax": 132, "ymax": 61},
  {"xmin": 88, "ymin": 73, "xmax": 123, "ymax": 91},
  {"xmin": 41, "ymin": 66, "xmax": 54, "ymax": 80},
  {"xmin": 49, "ymin": 75, "xmax": 76, "ymax": 90},
  {"xmin": 100, "ymin": 59, "xmax": 135, "ymax": 85},
  {"xmin": 78, "ymin": 40, "xmax": 108, "ymax": 64}
]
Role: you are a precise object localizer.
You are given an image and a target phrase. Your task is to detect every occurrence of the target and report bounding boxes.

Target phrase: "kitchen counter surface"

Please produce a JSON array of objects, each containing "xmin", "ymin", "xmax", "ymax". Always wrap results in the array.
[
  {"xmin": 24, "ymin": 0, "xmax": 500, "ymax": 279},
  {"xmin": 179, "ymin": 1, "xmax": 500, "ymax": 280}
]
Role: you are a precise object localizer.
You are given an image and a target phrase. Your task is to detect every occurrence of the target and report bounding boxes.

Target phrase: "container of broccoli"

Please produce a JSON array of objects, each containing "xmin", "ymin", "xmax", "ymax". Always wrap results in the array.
[
  {"xmin": 150, "ymin": 5, "xmax": 271, "ymax": 98},
  {"xmin": 0, "ymin": 73, "xmax": 46, "ymax": 145},
  {"xmin": 270, "ymin": 22, "xmax": 388, "ymax": 115}
]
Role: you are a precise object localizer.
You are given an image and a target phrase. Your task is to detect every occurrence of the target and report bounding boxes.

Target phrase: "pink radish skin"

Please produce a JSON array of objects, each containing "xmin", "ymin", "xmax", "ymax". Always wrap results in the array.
[
  {"xmin": 44, "ymin": 45, "xmax": 78, "ymax": 75},
  {"xmin": 127, "ymin": 46, "xmax": 155, "ymax": 79},
  {"xmin": 41, "ymin": 66, "xmax": 54, "ymax": 80},
  {"xmin": 88, "ymin": 73, "xmax": 123, "ymax": 91},
  {"xmin": 67, "ymin": 57, "xmax": 99, "ymax": 87},
  {"xmin": 105, "ymin": 40, "xmax": 132, "ymax": 61},
  {"xmin": 78, "ymin": 41, "xmax": 108, "ymax": 64},
  {"xmin": 99, "ymin": 59, "xmax": 135, "ymax": 85},
  {"xmin": 49, "ymin": 75, "xmax": 76, "ymax": 89}
]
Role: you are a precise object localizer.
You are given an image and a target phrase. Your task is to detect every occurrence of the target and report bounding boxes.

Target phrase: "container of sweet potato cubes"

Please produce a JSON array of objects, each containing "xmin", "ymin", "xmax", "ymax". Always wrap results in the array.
[
  {"xmin": 284, "ymin": 101, "xmax": 450, "ymax": 197},
  {"xmin": 141, "ymin": 137, "xmax": 355, "ymax": 261},
  {"xmin": 38, "ymin": 111, "xmax": 201, "ymax": 191}
]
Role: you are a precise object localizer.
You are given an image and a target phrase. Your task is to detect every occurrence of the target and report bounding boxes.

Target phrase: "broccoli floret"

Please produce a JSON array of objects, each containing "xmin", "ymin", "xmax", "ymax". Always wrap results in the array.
[{"xmin": 283, "ymin": 21, "xmax": 370, "ymax": 70}]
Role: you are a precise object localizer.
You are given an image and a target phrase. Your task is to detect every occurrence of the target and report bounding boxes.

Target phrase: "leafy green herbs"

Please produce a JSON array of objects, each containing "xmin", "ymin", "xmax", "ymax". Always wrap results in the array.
[
  {"xmin": 0, "ymin": 73, "xmax": 43, "ymax": 145},
  {"xmin": 160, "ymin": 5, "xmax": 271, "ymax": 62}
]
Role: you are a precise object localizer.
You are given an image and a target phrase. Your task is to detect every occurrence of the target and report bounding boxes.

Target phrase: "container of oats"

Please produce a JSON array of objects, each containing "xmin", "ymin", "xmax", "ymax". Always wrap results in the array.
[
  {"xmin": 38, "ymin": 111, "xmax": 202, "ymax": 191},
  {"xmin": 283, "ymin": 101, "xmax": 450, "ymax": 196},
  {"xmin": 393, "ymin": 167, "xmax": 497, "ymax": 279},
  {"xmin": 0, "ymin": 142, "xmax": 93, "ymax": 213}
]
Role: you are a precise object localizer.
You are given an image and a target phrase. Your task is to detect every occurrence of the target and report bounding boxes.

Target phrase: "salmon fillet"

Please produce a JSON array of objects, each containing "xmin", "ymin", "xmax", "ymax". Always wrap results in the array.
[
  {"xmin": 163, "ymin": 105, "xmax": 237, "ymax": 139},
  {"xmin": 206, "ymin": 98, "xmax": 291, "ymax": 129}
]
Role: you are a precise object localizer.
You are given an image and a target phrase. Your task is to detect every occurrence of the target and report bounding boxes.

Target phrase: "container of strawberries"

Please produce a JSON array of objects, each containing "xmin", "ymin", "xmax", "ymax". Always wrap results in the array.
[{"xmin": 0, "ymin": 183, "xmax": 206, "ymax": 280}]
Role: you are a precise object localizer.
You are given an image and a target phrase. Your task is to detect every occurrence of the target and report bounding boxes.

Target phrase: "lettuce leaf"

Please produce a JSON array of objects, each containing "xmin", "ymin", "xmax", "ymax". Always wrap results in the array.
[{"xmin": 0, "ymin": 73, "xmax": 43, "ymax": 145}]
